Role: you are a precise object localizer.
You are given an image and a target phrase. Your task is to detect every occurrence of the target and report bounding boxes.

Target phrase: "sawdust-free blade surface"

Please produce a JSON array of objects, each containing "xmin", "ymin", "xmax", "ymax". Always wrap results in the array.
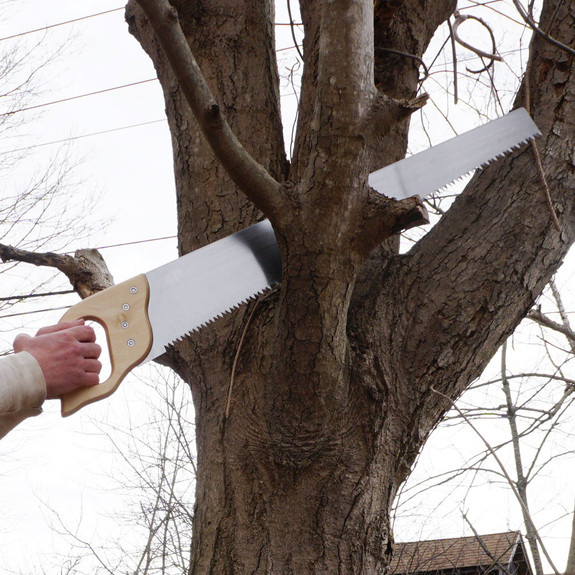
[
  {"xmin": 368, "ymin": 108, "xmax": 541, "ymax": 200},
  {"xmin": 144, "ymin": 220, "xmax": 281, "ymax": 361}
]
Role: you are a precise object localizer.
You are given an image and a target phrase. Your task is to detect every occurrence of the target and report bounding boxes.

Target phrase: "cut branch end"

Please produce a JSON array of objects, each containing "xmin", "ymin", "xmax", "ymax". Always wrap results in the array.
[{"xmin": 392, "ymin": 197, "xmax": 430, "ymax": 233}]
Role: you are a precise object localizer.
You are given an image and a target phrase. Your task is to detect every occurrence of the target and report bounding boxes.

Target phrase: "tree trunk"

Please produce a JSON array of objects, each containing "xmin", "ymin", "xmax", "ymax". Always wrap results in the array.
[
  {"xmin": 567, "ymin": 502, "xmax": 575, "ymax": 575},
  {"xmin": 126, "ymin": 0, "xmax": 575, "ymax": 573},
  {"xmin": 501, "ymin": 342, "xmax": 544, "ymax": 575}
]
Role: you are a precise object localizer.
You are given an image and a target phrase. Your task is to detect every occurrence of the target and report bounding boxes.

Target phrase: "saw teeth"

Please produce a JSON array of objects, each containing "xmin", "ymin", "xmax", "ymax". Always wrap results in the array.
[
  {"xmin": 162, "ymin": 285, "xmax": 274, "ymax": 351},
  {"xmin": 430, "ymin": 135, "xmax": 539, "ymax": 198}
]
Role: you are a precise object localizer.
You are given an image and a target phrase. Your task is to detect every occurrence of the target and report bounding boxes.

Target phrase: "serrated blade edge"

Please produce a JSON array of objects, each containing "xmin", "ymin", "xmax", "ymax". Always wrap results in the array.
[
  {"xmin": 368, "ymin": 108, "xmax": 541, "ymax": 200},
  {"xmin": 141, "ymin": 109, "xmax": 539, "ymax": 359},
  {"xmin": 144, "ymin": 220, "xmax": 281, "ymax": 360}
]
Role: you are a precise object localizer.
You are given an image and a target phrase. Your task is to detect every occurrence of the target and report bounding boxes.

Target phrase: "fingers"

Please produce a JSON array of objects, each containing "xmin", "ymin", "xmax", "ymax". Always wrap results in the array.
[
  {"xmin": 83, "ymin": 358, "xmax": 103, "ymax": 375},
  {"xmin": 67, "ymin": 324, "xmax": 98, "ymax": 343},
  {"xmin": 79, "ymin": 371, "xmax": 100, "ymax": 387},
  {"xmin": 38, "ymin": 321, "xmax": 98, "ymax": 346},
  {"xmin": 81, "ymin": 342, "xmax": 102, "ymax": 360},
  {"xmin": 36, "ymin": 319, "xmax": 85, "ymax": 336},
  {"xmin": 44, "ymin": 354, "xmax": 102, "ymax": 398}
]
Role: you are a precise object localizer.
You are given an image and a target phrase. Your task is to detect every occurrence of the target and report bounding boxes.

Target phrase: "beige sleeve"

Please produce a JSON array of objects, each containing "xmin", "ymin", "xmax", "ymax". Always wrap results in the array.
[{"xmin": 0, "ymin": 352, "xmax": 47, "ymax": 440}]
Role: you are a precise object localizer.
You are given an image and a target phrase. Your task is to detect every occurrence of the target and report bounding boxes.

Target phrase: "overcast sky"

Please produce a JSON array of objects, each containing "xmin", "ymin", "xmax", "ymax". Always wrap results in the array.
[{"xmin": 0, "ymin": 2, "xmax": 574, "ymax": 573}]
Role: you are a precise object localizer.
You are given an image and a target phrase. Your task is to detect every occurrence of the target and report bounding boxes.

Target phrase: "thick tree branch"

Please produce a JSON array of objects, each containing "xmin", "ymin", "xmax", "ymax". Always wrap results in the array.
[
  {"xmin": 0, "ymin": 244, "xmax": 113, "ymax": 298},
  {"xmin": 317, "ymin": 0, "xmax": 374, "ymax": 128},
  {"xmin": 134, "ymin": 0, "xmax": 284, "ymax": 224},
  {"xmin": 351, "ymin": 0, "xmax": 575, "ymax": 468}
]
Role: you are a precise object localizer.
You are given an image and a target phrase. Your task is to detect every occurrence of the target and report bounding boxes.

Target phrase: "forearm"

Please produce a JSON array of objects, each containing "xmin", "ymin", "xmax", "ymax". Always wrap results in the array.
[{"xmin": 0, "ymin": 352, "xmax": 47, "ymax": 439}]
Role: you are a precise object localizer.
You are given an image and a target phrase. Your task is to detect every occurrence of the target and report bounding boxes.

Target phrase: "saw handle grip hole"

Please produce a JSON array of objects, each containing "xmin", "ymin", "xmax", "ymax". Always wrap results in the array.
[
  {"xmin": 58, "ymin": 275, "xmax": 152, "ymax": 416},
  {"xmin": 86, "ymin": 319, "xmax": 112, "ymax": 383}
]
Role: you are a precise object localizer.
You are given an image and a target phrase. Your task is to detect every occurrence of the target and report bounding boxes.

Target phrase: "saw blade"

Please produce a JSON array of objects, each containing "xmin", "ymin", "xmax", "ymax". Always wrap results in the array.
[
  {"xmin": 144, "ymin": 220, "xmax": 280, "ymax": 360},
  {"xmin": 58, "ymin": 108, "xmax": 541, "ymax": 417},
  {"xmin": 144, "ymin": 108, "xmax": 539, "ymax": 359},
  {"xmin": 368, "ymin": 108, "xmax": 540, "ymax": 200}
]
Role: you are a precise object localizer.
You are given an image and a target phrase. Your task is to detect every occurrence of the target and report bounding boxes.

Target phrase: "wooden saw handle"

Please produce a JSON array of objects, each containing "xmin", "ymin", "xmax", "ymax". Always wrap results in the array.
[{"xmin": 59, "ymin": 275, "xmax": 153, "ymax": 417}]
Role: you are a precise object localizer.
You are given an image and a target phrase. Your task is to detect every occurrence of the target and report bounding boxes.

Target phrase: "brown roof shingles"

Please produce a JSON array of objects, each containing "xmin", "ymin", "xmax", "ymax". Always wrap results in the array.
[{"xmin": 390, "ymin": 532, "xmax": 522, "ymax": 575}]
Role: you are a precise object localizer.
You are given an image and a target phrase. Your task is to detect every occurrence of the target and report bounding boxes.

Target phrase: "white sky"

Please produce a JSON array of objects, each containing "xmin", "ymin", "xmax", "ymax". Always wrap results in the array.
[{"xmin": 0, "ymin": 1, "xmax": 574, "ymax": 573}]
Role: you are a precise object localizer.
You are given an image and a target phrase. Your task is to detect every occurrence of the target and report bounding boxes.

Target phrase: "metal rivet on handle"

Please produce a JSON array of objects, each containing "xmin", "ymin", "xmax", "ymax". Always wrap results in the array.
[
  {"xmin": 129, "ymin": 286, "xmax": 138, "ymax": 294},
  {"xmin": 127, "ymin": 339, "xmax": 135, "ymax": 347},
  {"xmin": 121, "ymin": 321, "xmax": 129, "ymax": 329},
  {"xmin": 122, "ymin": 303, "xmax": 130, "ymax": 311}
]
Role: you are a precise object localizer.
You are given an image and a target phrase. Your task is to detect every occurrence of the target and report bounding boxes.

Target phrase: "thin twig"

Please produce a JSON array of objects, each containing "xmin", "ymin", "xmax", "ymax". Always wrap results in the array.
[
  {"xmin": 374, "ymin": 47, "xmax": 430, "ymax": 82},
  {"xmin": 531, "ymin": 139, "xmax": 561, "ymax": 231},
  {"xmin": 287, "ymin": 0, "xmax": 303, "ymax": 62},
  {"xmin": 528, "ymin": 309, "xmax": 575, "ymax": 343},
  {"xmin": 523, "ymin": 34, "xmax": 561, "ymax": 232},
  {"xmin": 462, "ymin": 514, "xmax": 514, "ymax": 575},
  {"xmin": 452, "ymin": 11, "xmax": 503, "ymax": 67},
  {"xmin": 225, "ymin": 295, "xmax": 262, "ymax": 418},
  {"xmin": 430, "ymin": 386, "xmax": 561, "ymax": 575},
  {"xmin": 550, "ymin": 278, "xmax": 575, "ymax": 353},
  {"xmin": 447, "ymin": 19, "xmax": 459, "ymax": 104}
]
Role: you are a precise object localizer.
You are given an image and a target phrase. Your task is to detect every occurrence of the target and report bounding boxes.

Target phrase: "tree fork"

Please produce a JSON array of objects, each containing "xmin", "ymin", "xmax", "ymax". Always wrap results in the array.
[{"xmin": 117, "ymin": 1, "xmax": 575, "ymax": 575}]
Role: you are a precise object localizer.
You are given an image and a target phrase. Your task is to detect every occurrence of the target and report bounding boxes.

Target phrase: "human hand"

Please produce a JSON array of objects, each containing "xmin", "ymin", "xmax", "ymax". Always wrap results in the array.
[{"xmin": 13, "ymin": 320, "xmax": 102, "ymax": 398}]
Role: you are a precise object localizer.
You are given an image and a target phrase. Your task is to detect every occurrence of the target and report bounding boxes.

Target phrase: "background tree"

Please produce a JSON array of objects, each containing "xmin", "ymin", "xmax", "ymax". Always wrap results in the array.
[
  {"xmin": 0, "ymin": 3, "xmax": 100, "ymax": 330},
  {"xmin": 3, "ymin": 1, "xmax": 575, "ymax": 574},
  {"xmin": 394, "ymin": 277, "xmax": 575, "ymax": 575},
  {"xmin": 39, "ymin": 368, "xmax": 195, "ymax": 575}
]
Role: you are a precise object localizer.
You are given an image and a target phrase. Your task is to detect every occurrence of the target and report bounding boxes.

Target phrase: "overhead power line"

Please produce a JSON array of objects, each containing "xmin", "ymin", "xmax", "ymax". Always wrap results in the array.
[
  {"xmin": 0, "ymin": 290, "xmax": 75, "ymax": 302},
  {"xmin": 0, "ymin": 86, "xmax": 298, "ymax": 155},
  {"xmin": 61, "ymin": 233, "xmax": 177, "ymax": 255},
  {"xmin": 94, "ymin": 235, "xmax": 177, "ymax": 252},
  {"xmin": 0, "ymin": 7, "xmax": 301, "ymax": 44},
  {"xmin": 0, "ymin": 7, "xmax": 125, "ymax": 43},
  {"xmin": 0, "ymin": 305, "xmax": 70, "ymax": 320},
  {"xmin": 3, "ymin": 118, "xmax": 167, "ymax": 154},
  {"xmin": 0, "ymin": 78, "xmax": 158, "ymax": 118}
]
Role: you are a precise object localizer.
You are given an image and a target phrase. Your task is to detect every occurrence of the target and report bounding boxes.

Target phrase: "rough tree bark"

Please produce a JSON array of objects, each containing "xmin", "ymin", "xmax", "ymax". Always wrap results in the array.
[
  {"xmin": 125, "ymin": 0, "xmax": 575, "ymax": 573},
  {"xmin": 2, "ymin": 0, "xmax": 574, "ymax": 573}
]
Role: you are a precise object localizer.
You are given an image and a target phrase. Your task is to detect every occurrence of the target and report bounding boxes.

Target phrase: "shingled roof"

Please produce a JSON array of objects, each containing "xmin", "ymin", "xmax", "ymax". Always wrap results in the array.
[{"xmin": 390, "ymin": 532, "xmax": 531, "ymax": 575}]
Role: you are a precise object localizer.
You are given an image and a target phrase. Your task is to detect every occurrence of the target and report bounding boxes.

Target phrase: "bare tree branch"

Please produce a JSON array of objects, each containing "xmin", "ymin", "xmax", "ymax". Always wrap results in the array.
[
  {"xmin": 133, "ymin": 0, "xmax": 284, "ymax": 223},
  {"xmin": 528, "ymin": 309, "xmax": 575, "ymax": 343},
  {"xmin": 567, "ymin": 501, "xmax": 575, "ymax": 575},
  {"xmin": 501, "ymin": 341, "xmax": 544, "ymax": 575},
  {"xmin": 431, "ymin": 385, "xmax": 562, "ymax": 575},
  {"xmin": 512, "ymin": 0, "xmax": 575, "ymax": 57},
  {"xmin": 452, "ymin": 10, "xmax": 503, "ymax": 67},
  {"xmin": 0, "ymin": 244, "xmax": 113, "ymax": 298}
]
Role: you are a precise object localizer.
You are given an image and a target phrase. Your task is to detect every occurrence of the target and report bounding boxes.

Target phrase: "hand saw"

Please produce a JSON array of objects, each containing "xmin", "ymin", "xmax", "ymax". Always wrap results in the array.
[{"xmin": 59, "ymin": 108, "xmax": 539, "ymax": 416}]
